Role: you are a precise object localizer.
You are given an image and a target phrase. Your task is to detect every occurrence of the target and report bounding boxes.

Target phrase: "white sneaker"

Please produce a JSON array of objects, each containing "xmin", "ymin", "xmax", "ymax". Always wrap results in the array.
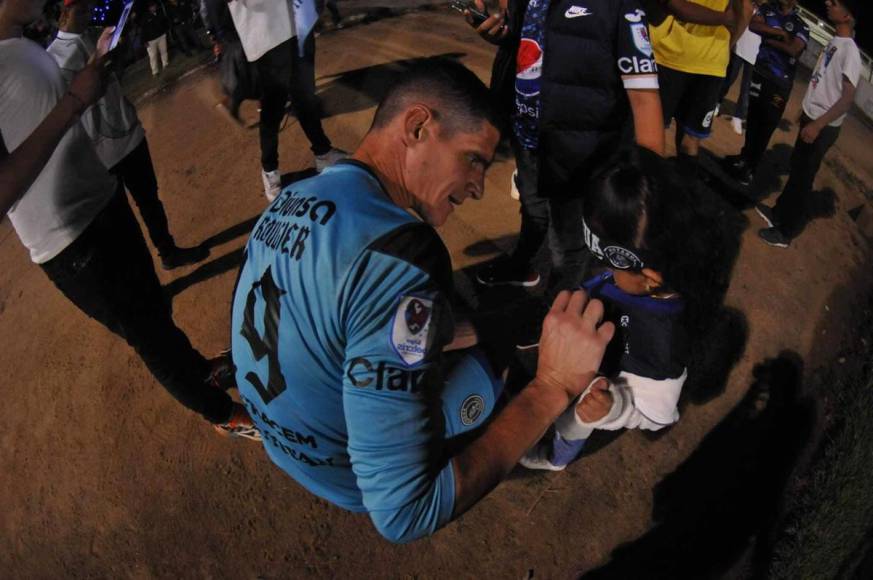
[
  {"xmin": 509, "ymin": 169, "xmax": 520, "ymax": 201},
  {"xmin": 519, "ymin": 440, "xmax": 565, "ymax": 471},
  {"xmin": 315, "ymin": 148, "xmax": 348, "ymax": 172},
  {"xmin": 730, "ymin": 116, "xmax": 744, "ymax": 135},
  {"xmin": 262, "ymin": 169, "xmax": 281, "ymax": 202}
]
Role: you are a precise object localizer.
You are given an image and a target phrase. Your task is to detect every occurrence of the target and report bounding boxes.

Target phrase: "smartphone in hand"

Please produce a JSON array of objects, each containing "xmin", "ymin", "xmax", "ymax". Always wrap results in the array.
[
  {"xmin": 450, "ymin": 0, "xmax": 489, "ymax": 27},
  {"xmin": 107, "ymin": 0, "xmax": 134, "ymax": 52}
]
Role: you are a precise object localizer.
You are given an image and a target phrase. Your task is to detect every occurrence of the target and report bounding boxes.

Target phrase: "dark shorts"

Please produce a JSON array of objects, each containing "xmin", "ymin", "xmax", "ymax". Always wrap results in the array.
[{"xmin": 658, "ymin": 64, "xmax": 725, "ymax": 139}]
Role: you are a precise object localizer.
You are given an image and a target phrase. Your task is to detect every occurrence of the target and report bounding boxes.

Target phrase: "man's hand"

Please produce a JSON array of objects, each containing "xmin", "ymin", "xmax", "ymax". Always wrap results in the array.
[
  {"xmin": 577, "ymin": 377, "xmax": 614, "ymax": 423},
  {"xmin": 467, "ymin": 0, "xmax": 508, "ymax": 45},
  {"xmin": 95, "ymin": 26, "xmax": 116, "ymax": 58},
  {"xmin": 800, "ymin": 120, "xmax": 823, "ymax": 144},
  {"xmin": 535, "ymin": 290, "xmax": 615, "ymax": 402}
]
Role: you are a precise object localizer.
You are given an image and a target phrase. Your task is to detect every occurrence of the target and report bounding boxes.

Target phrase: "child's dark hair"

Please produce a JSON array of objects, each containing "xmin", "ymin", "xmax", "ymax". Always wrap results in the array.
[{"xmin": 583, "ymin": 146, "xmax": 740, "ymax": 339}]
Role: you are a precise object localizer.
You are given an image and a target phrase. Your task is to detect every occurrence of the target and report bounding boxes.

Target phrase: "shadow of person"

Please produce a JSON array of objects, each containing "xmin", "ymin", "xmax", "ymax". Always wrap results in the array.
[
  {"xmin": 750, "ymin": 143, "xmax": 794, "ymax": 196},
  {"xmin": 579, "ymin": 352, "xmax": 815, "ymax": 580},
  {"xmin": 316, "ymin": 53, "xmax": 467, "ymax": 119},
  {"xmin": 164, "ymin": 247, "xmax": 245, "ymax": 298}
]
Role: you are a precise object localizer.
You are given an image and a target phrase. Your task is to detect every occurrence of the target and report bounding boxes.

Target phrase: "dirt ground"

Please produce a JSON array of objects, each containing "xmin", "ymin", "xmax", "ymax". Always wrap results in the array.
[{"xmin": 2, "ymin": 9, "xmax": 872, "ymax": 579}]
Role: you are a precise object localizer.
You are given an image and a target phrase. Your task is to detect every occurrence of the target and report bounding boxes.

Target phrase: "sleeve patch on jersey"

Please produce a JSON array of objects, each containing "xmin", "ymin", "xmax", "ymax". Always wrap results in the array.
[
  {"xmin": 391, "ymin": 294, "xmax": 434, "ymax": 366},
  {"xmin": 630, "ymin": 23, "xmax": 653, "ymax": 57}
]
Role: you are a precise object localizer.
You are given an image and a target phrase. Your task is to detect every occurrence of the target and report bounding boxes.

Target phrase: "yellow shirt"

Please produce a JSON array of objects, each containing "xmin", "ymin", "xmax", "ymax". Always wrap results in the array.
[{"xmin": 649, "ymin": 0, "xmax": 730, "ymax": 77}]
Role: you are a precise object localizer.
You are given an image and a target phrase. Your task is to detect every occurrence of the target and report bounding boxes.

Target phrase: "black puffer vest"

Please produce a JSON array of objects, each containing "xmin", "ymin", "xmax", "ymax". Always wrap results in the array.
[{"xmin": 491, "ymin": 0, "xmax": 637, "ymax": 198}]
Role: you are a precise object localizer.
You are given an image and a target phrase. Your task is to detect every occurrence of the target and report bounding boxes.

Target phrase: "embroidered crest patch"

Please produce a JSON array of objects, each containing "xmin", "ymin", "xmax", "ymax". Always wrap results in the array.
[{"xmin": 391, "ymin": 295, "xmax": 434, "ymax": 366}]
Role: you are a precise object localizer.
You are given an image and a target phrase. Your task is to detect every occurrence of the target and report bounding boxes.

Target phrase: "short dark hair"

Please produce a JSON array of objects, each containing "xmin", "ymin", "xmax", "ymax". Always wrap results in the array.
[{"xmin": 371, "ymin": 58, "xmax": 501, "ymax": 136}]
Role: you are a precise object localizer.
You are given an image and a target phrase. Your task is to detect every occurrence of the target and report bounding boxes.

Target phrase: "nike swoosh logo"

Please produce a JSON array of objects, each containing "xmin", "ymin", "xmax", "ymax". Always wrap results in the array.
[{"xmin": 565, "ymin": 6, "xmax": 592, "ymax": 18}]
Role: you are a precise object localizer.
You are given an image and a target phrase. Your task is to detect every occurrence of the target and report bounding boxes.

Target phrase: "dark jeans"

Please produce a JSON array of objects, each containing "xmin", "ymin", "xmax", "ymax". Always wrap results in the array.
[
  {"xmin": 773, "ymin": 115, "xmax": 841, "ymax": 239},
  {"xmin": 110, "ymin": 138, "xmax": 176, "ymax": 257},
  {"xmin": 718, "ymin": 53, "xmax": 753, "ymax": 121},
  {"xmin": 257, "ymin": 34, "xmax": 331, "ymax": 171},
  {"xmin": 741, "ymin": 71, "xmax": 792, "ymax": 171},
  {"xmin": 170, "ymin": 22, "xmax": 202, "ymax": 54},
  {"xmin": 40, "ymin": 190, "xmax": 234, "ymax": 423},
  {"xmin": 509, "ymin": 142, "xmax": 588, "ymax": 298}
]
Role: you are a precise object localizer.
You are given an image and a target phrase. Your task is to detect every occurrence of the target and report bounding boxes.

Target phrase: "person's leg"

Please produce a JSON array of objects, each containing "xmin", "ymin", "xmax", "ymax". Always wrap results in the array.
[
  {"xmin": 509, "ymin": 145, "xmax": 549, "ymax": 270},
  {"xmin": 158, "ymin": 33, "xmax": 169, "ymax": 68},
  {"xmin": 735, "ymin": 60, "xmax": 753, "ymax": 121},
  {"xmin": 656, "ymin": 65, "xmax": 686, "ymax": 130},
  {"xmin": 677, "ymin": 73, "xmax": 722, "ymax": 163},
  {"xmin": 112, "ymin": 139, "xmax": 175, "ymax": 256},
  {"xmin": 40, "ymin": 192, "xmax": 234, "ymax": 423},
  {"xmin": 289, "ymin": 33, "xmax": 332, "ymax": 155},
  {"xmin": 256, "ymin": 43, "xmax": 291, "ymax": 173},
  {"xmin": 740, "ymin": 75, "xmax": 789, "ymax": 172},
  {"xmin": 772, "ymin": 118, "xmax": 841, "ymax": 239},
  {"xmin": 546, "ymin": 194, "xmax": 588, "ymax": 297},
  {"xmin": 717, "ymin": 53, "xmax": 743, "ymax": 106},
  {"xmin": 147, "ymin": 38, "xmax": 160, "ymax": 75}
]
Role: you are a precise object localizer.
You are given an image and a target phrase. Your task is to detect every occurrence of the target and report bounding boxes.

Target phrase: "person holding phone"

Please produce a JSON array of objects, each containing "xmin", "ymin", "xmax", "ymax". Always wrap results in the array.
[
  {"xmin": 469, "ymin": 0, "xmax": 664, "ymax": 349},
  {"xmin": 48, "ymin": 0, "xmax": 208, "ymax": 270},
  {"xmin": 0, "ymin": 0, "xmax": 253, "ymax": 437}
]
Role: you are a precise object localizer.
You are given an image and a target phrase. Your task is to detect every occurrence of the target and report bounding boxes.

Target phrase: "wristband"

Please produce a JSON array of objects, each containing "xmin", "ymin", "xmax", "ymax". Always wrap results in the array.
[{"xmin": 65, "ymin": 91, "xmax": 87, "ymax": 117}]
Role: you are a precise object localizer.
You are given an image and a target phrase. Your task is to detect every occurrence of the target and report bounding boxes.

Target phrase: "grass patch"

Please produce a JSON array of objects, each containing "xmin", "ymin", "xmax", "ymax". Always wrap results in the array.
[{"xmin": 769, "ymin": 350, "xmax": 873, "ymax": 578}]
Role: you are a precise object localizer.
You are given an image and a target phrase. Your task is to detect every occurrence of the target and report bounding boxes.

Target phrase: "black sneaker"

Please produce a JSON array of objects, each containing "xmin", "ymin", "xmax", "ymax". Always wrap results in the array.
[
  {"xmin": 206, "ymin": 350, "xmax": 236, "ymax": 391},
  {"xmin": 475, "ymin": 257, "xmax": 540, "ymax": 288},
  {"xmin": 723, "ymin": 155, "xmax": 754, "ymax": 186},
  {"xmin": 755, "ymin": 204, "xmax": 777, "ymax": 228},
  {"xmin": 161, "ymin": 244, "xmax": 209, "ymax": 270},
  {"xmin": 758, "ymin": 227, "xmax": 789, "ymax": 248}
]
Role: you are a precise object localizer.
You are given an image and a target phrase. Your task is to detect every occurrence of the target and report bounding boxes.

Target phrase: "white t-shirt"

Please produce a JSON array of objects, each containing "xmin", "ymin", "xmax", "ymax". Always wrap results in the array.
[
  {"xmin": 733, "ymin": 26, "xmax": 761, "ymax": 65},
  {"xmin": 0, "ymin": 37, "xmax": 116, "ymax": 264},
  {"xmin": 803, "ymin": 36, "xmax": 862, "ymax": 127},
  {"xmin": 47, "ymin": 31, "xmax": 145, "ymax": 170},
  {"xmin": 228, "ymin": 0, "xmax": 295, "ymax": 62}
]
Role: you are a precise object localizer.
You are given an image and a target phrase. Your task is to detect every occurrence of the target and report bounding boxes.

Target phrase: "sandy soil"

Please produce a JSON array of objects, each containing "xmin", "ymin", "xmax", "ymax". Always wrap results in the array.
[{"xmin": 2, "ymin": 9, "xmax": 872, "ymax": 578}]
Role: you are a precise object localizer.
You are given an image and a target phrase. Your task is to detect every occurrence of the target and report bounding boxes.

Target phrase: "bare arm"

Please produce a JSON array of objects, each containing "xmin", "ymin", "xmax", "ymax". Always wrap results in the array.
[
  {"xmin": 627, "ymin": 89, "xmax": 665, "ymax": 156},
  {"xmin": 800, "ymin": 77, "xmax": 856, "ymax": 143},
  {"xmin": 451, "ymin": 291, "xmax": 614, "ymax": 517}
]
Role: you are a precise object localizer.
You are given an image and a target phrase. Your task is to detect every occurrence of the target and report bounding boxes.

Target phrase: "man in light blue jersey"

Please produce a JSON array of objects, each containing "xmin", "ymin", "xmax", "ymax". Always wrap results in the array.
[{"xmin": 231, "ymin": 59, "xmax": 614, "ymax": 543}]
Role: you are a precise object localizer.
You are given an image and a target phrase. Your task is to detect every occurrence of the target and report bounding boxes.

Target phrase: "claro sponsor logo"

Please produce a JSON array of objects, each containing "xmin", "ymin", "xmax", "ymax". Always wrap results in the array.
[
  {"xmin": 347, "ymin": 358, "xmax": 427, "ymax": 392},
  {"xmin": 618, "ymin": 55, "xmax": 656, "ymax": 75}
]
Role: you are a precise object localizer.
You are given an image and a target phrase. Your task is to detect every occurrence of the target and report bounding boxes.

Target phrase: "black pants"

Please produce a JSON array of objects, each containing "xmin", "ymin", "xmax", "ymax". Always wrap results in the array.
[
  {"xmin": 257, "ymin": 35, "xmax": 331, "ymax": 171},
  {"xmin": 40, "ymin": 190, "xmax": 234, "ymax": 423},
  {"xmin": 110, "ymin": 138, "xmax": 176, "ymax": 257},
  {"xmin": 773, "ymin": 115, "xmax": 841, "ymax": 239},
  {"xmin": 509, "ymin": 142, "xmax": 588, "ymax": 298},
  {"xmin": 741, "ymin": 71, "xmax": 792, "ymax": 171},
  {"xmin": 718, "ymin": 53, "xmax": 753, "ymax": 121}
]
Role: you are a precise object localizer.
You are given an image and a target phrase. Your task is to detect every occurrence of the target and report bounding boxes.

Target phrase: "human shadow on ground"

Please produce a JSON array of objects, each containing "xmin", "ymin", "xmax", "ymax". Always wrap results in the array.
[
  {"xmin": 579, "ymin": 352, "xmax": 816, "ymax": 580},
  {"xmin": 316, "ymin": 52, "xmax": 467, "ymax": 119},
  {"xmin": 164, "ymin": 170, "xmax": 317, "ymax": 298},
  {"xmin": 698, "ymin": 143, "xmax": 793, "ymax": 209}
]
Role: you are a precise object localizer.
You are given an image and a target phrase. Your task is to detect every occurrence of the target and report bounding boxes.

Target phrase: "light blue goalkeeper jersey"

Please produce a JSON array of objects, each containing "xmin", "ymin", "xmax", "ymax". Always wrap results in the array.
[{"xmin": 230, "ymin": 161, "xmax": 500, "ymax": 543}]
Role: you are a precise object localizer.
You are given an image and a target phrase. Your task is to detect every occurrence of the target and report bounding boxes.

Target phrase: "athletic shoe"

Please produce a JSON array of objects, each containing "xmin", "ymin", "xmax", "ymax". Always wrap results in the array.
[
  {"xmin": 730, "ymin": 116, "xmax": 744, "ymax": 135},
  {"xmin": 509, "ymin": 169, "xmax": 520, "ymax": 201},
  {"xmin": 161, "ymin": 244, "xmax": 209, "ymax": 270},
  {"xmin": 722, "ymin": 155, "xmax": 753, "ymax": 186},
  {"xmin": 214, "ymin": 403, "xmax": 262, "ymax": 442},
  {"xmin": 519, "ymin": 440, "xmax": 565, "ymax": 471},
  {"xmin": 315, "ymin": 148, "xmax": 348, "ymax": 172},
  {"xmin": 755, "ymin": 203, "xmax": 777, "ymax": 228},
  {"xmin": 475, "ymin": 257, "xmax": 540, "ymax": 288},
  {"xmin": 262, "ymin": 169, "xmax": 282, "ymax": 202},
  {"xmin": 758, "ymin": 227, "xmax": 789, "ymax": 248}
]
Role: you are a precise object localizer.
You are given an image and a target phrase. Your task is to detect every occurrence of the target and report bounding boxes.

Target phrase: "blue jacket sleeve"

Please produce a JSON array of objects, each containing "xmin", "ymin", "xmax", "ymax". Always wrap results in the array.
[{"xmin": 340, "ymin": 249, "xmax": 457, "ymax": 543}]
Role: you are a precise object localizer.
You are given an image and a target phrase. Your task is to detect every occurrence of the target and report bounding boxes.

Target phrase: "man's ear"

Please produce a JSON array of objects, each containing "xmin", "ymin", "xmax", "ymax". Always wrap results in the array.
[{"xmin": 402, "ymin": 104, "xmax": 432, "ymax": 146}]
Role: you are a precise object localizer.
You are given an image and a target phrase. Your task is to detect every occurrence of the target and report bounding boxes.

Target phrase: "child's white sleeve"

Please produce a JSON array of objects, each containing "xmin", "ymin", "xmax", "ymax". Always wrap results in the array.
[{"xmin": 555, "ymin": 369, "xmax": 687, "ymax": 438}]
